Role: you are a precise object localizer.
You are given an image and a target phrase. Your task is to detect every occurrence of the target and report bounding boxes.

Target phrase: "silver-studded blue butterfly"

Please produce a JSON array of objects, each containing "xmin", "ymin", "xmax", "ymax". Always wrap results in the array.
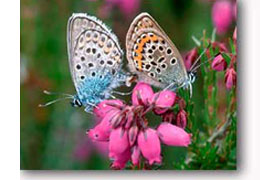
[{"xmin": 67, "ymin": 13, "xmax": 127, "ymax": 112}]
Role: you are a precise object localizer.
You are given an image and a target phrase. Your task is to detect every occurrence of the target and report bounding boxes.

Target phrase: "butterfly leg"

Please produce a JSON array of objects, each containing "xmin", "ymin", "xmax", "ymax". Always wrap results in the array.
[{"xmin": 112, "ymin": 90, "xmax": 133, "ymax": 96}]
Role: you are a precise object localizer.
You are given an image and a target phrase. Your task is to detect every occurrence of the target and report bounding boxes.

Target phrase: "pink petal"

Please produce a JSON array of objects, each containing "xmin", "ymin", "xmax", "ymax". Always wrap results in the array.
[
  {"xmin": 212, "ymin": 0, "xmax": 233, "ymax": 34},
  {"xmin": 111, "ymin": 148, "xmax": 131, "ymax": 170},
  {"xmin": 176, "ymin": 110, "xmax": 187, "ymax": 129},
  {"xmin": 137, "ymin": 128, "xmax": 161, "ymax": 165},
  {"xmin": 225, "ymin": 68, "xmax": 236, "ymax": 90},
  {"xmin": 211, "ymin": 54, "xmax": 227, "ymax": 71},
  {"xmin": 157, "ymin": 122, "xmax": 191, "ymax": 147},
  {"xmin": 128, "ymin": 125, "xmax": 139, "ymax": 146},
  {"xmin": 87, "ymin": 110, "xmax": 118, "ymax": 141},
  {"xmin": 184, "ymin": 48, "xmax": 198, "ymax": 71},
  {"xmin": 131, "ymin": 146, "xmax": 141, "ymax": 166},
  {"xmin": 109, "ymin": 127, "xmax": 130, "ymax": 159},
  {"xmin": 93, "ymin": 99, "xmax": 124, "ymax": 120},
  {"xmin": 132, "ymin": 82, "xmax": 154, "ymax": 106},
  {"xmin": 153, "ymin": 90, "xmax": 176, "ymax": 114}
]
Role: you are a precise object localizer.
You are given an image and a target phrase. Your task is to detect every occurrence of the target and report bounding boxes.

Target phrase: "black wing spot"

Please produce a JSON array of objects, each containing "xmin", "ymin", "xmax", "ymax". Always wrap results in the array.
[
  {"xmin": 80, "ymin": 76, "xmax": 85, "ymax": 80},
  {"xmin": 91, "ymin": 72, "xmax": 96, "ymax": 77},
  {"xmin": 158, "ymin": 57, "xmax": 165, "ymax": 63},
  {"xmin": 156, "ymin": 68, "xmax": 161, "ymax": 73},
  {"xmin": 167, "ymin": 48, "xmax": 172, "ymax": 55},
  {"xmin": 159, "ymin": 46, "xmax": 164, "ymax": 51},
  {"xmin": 161, "ymin": 63, "xmax": 167, "ymax": 69},
  {"xmin": 92, "ymin": 48, "xmax": 96, "ymax": 54},
  {"xmin": 76, "ymin": 64, "xmax": 81, "ymax": 70},
  {"xmin": 151, "ymin": 61, "xmax": 157, "ymax": 66},
  {"xmin": 149, "ymin": 72, "xmax": 155, "ymax": 77},
  {"xmin": 88, "ymin": 63, "xmax": 94, "ymax": 68},
  {"xmin": 107, "ymin": 60, "xmax": 113, "ymax": 65},
  {"xmin": 86, "ymin": 48, "xmax": 91, "ymax": 53},
  {"xmin": 152, "ymin": 45, "xmax": 156, "ymax": 50},
  {"xmin": 100, "ymin": 60, "xmax": 105, "ymax": 65},
  {"xmin": 171, "ymin": 58, "xmax": 177, "ymax": 65},
  {"xmin": 97, "ymin": 53, "xmax": 101, "ymax": 58},
  {"xmin": 145, "ymin": 64, "xmax": 151, "ymax": 70},
  {"xmin": 148, "ymin": 49, "xmax": 153, "ymax": 54},
  {"xmin": 81, "ymin": 56, "xmax": 85, "ymax": 61}
]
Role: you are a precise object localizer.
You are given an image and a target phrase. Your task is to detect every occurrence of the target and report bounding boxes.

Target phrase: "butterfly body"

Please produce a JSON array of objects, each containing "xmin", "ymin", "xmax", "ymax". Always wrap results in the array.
[
  {"xmin": 126, "ymin": 13, "xmax": 192, "ymax": 91},
  {"xmin": 67, "ymin": 13, "xmax": 126, "ymax": 112}
]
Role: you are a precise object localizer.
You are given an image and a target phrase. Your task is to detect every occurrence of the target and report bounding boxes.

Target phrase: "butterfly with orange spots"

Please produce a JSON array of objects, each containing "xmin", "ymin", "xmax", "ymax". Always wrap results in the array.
[{"xmin": 126, "ymin": 12, "xmax": 195, "ymax": 94}]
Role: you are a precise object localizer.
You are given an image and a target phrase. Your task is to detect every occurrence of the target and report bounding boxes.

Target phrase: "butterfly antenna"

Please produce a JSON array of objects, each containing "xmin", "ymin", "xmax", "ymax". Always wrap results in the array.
[
  {"xmin": 190, "ymin": 53, "xmax": 220, "ymax": 73},
  {"xmin": 39, "ymin": 96, "xmax": 73, "ymax": 107},
  {"xmin": 43, "ymin": 90, "xmax": 74, "ymax": 98},
  {"xmin": 189, "ymin": 44, "xmax": 211, "ymax": 72}
]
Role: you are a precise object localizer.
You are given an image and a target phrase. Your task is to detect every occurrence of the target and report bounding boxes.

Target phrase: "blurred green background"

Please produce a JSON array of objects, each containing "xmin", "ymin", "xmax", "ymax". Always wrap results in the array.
[{"xmin": 21, "ymin": 0, "xmax": 236, "ymax": 170}]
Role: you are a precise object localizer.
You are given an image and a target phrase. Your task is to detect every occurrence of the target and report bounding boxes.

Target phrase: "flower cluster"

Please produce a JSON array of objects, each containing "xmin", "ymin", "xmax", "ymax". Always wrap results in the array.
[
  {"xmin": 87, "ymin": 82, "xmax": 191, "ymax": 169},
  {"xmin": 211, "ymin": 27, "xmax": 237, "ymax": 90},
  {"xmin": 184, "ymin": 27, "xmax": 237, "ymax": 90}
]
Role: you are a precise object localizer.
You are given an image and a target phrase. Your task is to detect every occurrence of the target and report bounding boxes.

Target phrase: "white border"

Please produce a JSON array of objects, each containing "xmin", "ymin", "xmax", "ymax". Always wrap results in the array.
[{"xmin": 0, "ymin": 0, "xmax": 259, "ymax": 179}]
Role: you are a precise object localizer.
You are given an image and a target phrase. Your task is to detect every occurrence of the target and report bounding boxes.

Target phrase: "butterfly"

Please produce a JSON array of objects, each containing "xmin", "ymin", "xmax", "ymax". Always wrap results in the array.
[
  {"xmin": 125, "ymin": 12, "xmax": 201, "ymax": 96},
  {"xmin": 66, "ymin": 13, "xmax": 128, "ymax": 112}
]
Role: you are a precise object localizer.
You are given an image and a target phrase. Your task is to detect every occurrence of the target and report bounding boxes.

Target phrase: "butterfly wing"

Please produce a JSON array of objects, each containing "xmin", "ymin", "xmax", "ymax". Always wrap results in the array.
[
  {"xmin": 67, "ymin": 13, "xmax": 124, "ymax": 107},
  {"xmin": 126, "ymin": 12, "xmax": 189, "ymax": 89}
]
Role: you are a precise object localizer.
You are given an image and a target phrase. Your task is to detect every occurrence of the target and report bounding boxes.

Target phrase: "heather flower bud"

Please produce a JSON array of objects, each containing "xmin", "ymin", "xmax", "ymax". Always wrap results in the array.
[
  {"xmin": 137, "ymin": 128, "xmax": 161, "ymax": 165},
  {"xmin": 109, "ymin": 127, "xmax": 130, "ymax": 159},
  {"xmin": 157, "ymin": 123, "xmax": 191, "ymax": 147},
  {"xmin": 132, "ymin": 82, "xmax": 154, "ymax": 106},
  {"xmin": 225, "ymin": 68, "xmax": 236, "ymax": 90},
  {"xmin": 211, "ymin": 54, "xmax": 227, "ymax": 71},
  {"xmin": 131, "ymin": 146, "xmax": 141, "ymax": 166},
  {"xmin": 153, "ymin": 90, "xmax": 176, "ymax": 114},
  {"xmin": 176, "ymin": 110, "xmax": 187, "ymax": 129},
  {"xmin": 184, "ymin": 48, "xmax": 198, "ymax": 71}
]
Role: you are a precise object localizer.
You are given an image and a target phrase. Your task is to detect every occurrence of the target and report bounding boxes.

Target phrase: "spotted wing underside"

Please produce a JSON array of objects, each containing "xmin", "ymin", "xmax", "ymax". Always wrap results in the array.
[{"xmin": 125, "ymin": 12, "xmax": 189, "ymax": 89}]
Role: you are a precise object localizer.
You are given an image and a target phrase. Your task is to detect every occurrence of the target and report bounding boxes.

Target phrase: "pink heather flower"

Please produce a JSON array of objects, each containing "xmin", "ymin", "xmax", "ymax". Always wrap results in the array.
[
  {"xmin": 184, "ymin": 48, "xmax": 198, "ymax": 71},
  {"xmin": 111, "ymin": 148, "xmax": 131, "ymax": 169},
  {"xmin": 157, "ymin": 123, "xmax": 191, "ymax": 147},
  {"xmin": 88, "ymin": 82, "xmax": 191, "ymax": 169},
  {"xmin": 138, "ymin": 128, "xmax": 161, "ymax": 165},
  {"xmin": 131, "ymin": 146, "xmax": 141, "ymax": 166},
  {"xmin": 176, "ymin": 110, "xmax": 187, "ymax": 129},
  {"xmin": 153, "ymin": 90, "xmax": 177, "ymax": 114},
  {"xmin": 105, "ymin": 0, "xmax": 140, "ymax": 18},
  {"xmin": 109, "ymin": 127, "xmax": 130, "ymax": 159},
  {"xmin": 212, "ymin": 0, "xmax": 233, "ymax": 34},
  {"xmin": 225, "ymin": 68, "xmax": 236, "ymax": 90},
  {"xmin": 132, "ymin": 82, "xmax": 154, "ymax": 106},
  {"xmin": 211, "ymin": 54, "xmax": 227, "ymax": 71},
  {"xmin": 93, "ymin": 99, "xmax": 123, "ymax": 119},
  {"xmin": 88, "ymin": 110, "xmax": 118, "ymax": 141}
]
